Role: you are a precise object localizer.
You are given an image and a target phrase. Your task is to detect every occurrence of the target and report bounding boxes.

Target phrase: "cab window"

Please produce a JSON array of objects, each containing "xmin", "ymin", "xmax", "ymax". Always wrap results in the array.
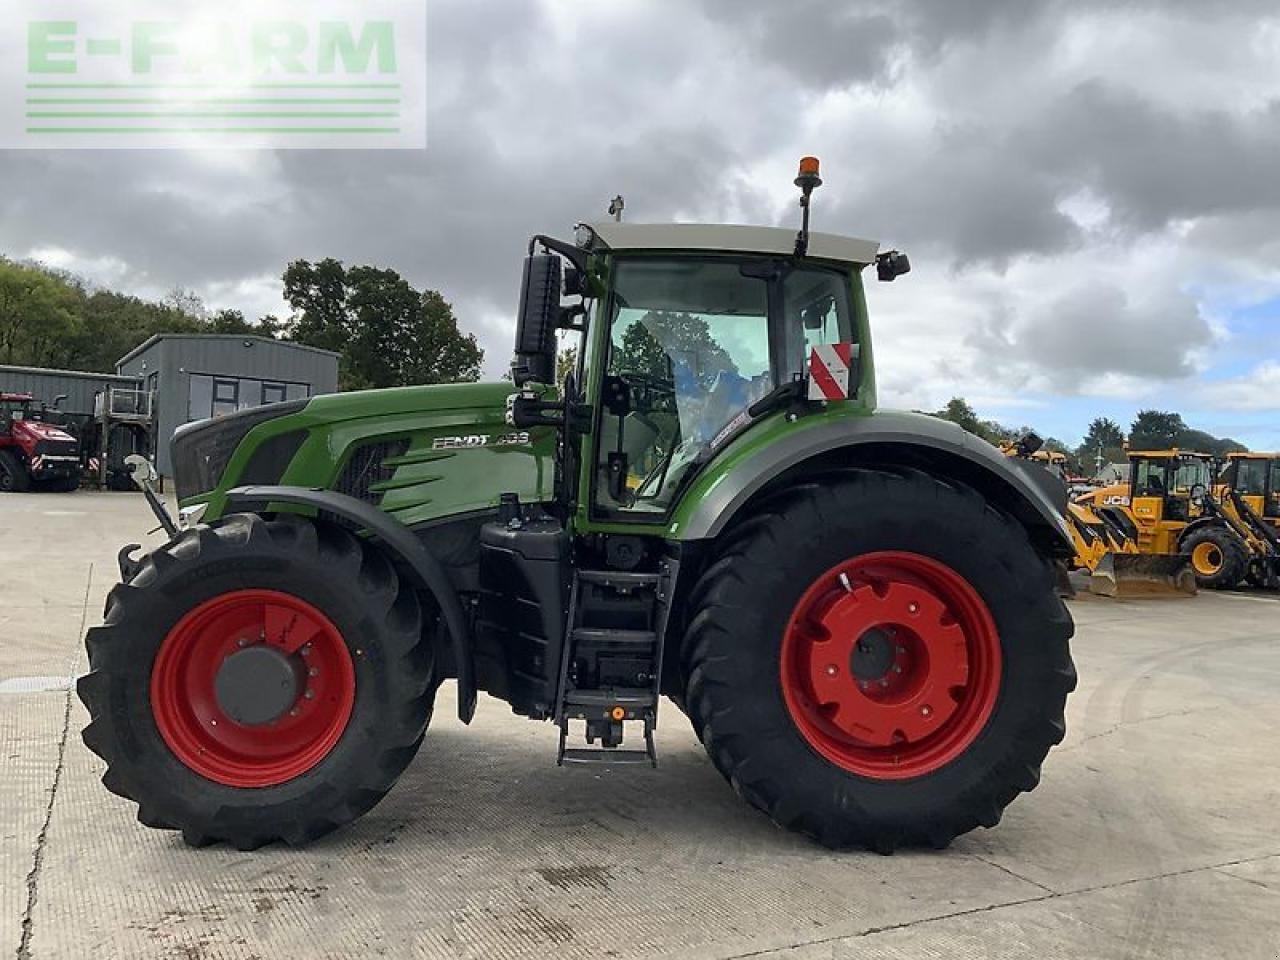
[{"xmin": 598, "ymin": 259, "xmax": 771, "ymax": 516}]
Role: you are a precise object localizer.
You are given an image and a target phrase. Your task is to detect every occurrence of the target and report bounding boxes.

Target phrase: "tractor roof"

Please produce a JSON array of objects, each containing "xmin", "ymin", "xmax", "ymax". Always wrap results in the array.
[
  {"xmin": 1227, "ymin": 451, "xmax": 1275, "ymax": 459},
  {"xmin": 585, "ymin": 222, "xmax": 880, "ymax": 266}
]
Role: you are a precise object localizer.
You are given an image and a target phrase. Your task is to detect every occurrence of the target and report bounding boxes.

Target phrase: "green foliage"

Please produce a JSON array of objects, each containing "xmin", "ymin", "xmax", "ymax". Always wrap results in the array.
[
  {"xmin": 556, "ymin": 344, "xmax": 578, "ymax": 387},
  {"xmin": 284, "ymin": 259, "xmax": 482, "ymax": 390},
  {"xmin": 1126, "ymin": 409, "xmax": 1248, "ymax": 457},
  {"xmin": 1129, "ymin": 409, "xmax": 1185, "ymax": 450},
  {"xmin": 1075, "ymin": 417, "xmax": 1127, "ymax": 473},
  {"xmin": 0, "ymin": 259, "xmax": 202, "ymax": 370}
]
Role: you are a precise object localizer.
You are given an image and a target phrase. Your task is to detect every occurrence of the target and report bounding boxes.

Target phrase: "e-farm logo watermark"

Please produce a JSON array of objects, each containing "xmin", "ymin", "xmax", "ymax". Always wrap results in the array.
[{"xmin": 1, "ymin": 1, "xmax": 425, "ymax": 149}]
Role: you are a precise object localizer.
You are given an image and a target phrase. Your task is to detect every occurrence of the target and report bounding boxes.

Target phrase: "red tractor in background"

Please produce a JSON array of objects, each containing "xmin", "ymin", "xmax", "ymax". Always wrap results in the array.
[{"xmin": 0, "ymin": 392, "xmax": 82, "ymax": 492}]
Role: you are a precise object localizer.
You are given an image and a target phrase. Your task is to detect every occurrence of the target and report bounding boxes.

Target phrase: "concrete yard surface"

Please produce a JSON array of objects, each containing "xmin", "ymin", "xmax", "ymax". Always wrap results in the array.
[{"xmin": 2, "ymin": 490, "xmax": 1278, "ymax": 959}]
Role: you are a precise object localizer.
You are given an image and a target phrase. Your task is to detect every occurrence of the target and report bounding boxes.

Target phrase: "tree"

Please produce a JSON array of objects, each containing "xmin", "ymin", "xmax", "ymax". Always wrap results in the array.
[
  {"xmin": 1076, "ymin": 417, "xmax": 1127, "ymax": 473},
  {"xmin": 935, "ymin": 397, "xmax": 982, "ymax": 435},
  {"xmin": 556, "ymin": 344, "xmax": 578, "ymax": 387},
  {"xmin": 0, "ymin": 260, "xmax": 79, "ymax": 365},
  {"xmin": 1129, "ymin": 410, "xmax": 1185, "ymax": 451},
  {"xmin": 207, "ymin": 308, "xmax": 281, "ymax": 338},
  {"xmin": 283, "ymin": 259, "xmax": 482, "ymax": 389}
]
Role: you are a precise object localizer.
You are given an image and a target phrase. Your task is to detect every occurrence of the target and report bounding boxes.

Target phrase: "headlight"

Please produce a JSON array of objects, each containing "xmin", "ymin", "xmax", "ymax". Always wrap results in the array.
[{"xmin": 171, "ymin": 400, "xmax": 306, "ymax": 500}]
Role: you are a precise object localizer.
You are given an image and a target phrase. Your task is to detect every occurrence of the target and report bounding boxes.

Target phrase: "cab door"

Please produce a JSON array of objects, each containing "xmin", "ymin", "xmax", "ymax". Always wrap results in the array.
[{"xmin": 1128, "ymin": 458, "xmax": 1171, "ymax": 551}]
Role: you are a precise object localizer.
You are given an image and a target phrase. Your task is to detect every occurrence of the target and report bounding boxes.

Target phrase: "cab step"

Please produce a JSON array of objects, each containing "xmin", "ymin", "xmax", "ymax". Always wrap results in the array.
[{"xmin": 553, "ymin": 562, "xmax": 676, "ymax": 768}]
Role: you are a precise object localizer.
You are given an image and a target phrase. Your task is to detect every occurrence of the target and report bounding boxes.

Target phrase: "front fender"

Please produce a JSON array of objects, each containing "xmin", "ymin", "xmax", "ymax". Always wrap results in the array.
[
  {"xmin": 224, "ymin": 485, "xmax": 476, "ymax": 724},
  {"xmin": 669, "ymin": 409, "xmax": 1073, "ymax": 554}
]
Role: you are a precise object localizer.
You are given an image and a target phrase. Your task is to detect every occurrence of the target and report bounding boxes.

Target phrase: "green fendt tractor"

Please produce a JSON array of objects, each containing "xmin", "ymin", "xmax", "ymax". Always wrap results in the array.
[{"xmin": 79, "ymin": 160, "xmax": 1076, "ymax": 852}]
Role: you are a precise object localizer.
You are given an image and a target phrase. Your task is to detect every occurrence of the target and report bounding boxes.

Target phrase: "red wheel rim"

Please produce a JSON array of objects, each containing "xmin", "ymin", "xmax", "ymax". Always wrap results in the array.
[
  {"xmin": 150, "ymin": 589, "xmax": 355, "ymax": 788},
  {"xmin": 780, "ymin": 552, "xmax": 1002, "ymax": 780}
]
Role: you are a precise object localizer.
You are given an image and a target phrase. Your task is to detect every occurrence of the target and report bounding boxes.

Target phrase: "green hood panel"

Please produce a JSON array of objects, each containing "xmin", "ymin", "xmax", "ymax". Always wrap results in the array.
[{"xmin": 195, "ymin": 381, "xmax": 557, "ymax": 528}]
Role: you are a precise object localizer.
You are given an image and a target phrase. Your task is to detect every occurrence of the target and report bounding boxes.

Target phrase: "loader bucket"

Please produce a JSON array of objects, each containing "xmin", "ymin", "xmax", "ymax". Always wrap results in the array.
[{"xmin": 1089, "ymin": 554, "xmax": 1198, "ymax": 598}]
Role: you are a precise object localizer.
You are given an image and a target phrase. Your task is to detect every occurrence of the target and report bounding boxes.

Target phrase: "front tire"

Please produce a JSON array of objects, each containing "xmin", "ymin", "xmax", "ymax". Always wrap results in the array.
[
  {"xmin": 78, "ymin": 514, "xmax": 435, "ymax": 849},
  {"xmin": 1182, "ymin": 525, "xmax": 1248, "ymax": 589},
  {"xmin": 682, "ymin": 468, "xmax": 1076, "ymax": 851}
]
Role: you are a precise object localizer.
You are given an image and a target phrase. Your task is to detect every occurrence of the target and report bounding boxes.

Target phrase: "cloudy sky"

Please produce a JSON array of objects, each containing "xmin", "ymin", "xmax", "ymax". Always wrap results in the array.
[{"xmin": 4, "ymin": 0, "xmax": 1279, "ymax": 449}]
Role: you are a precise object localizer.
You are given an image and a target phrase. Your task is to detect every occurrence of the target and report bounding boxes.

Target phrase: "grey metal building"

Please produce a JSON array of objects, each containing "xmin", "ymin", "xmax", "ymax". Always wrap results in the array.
[
  {"xmin": 116, "ymin": 335, "xmax": 339, "ymax": 475},
  {"xmin": 0, "ymin": 364, "xmax": 141, "ymax": 418}
]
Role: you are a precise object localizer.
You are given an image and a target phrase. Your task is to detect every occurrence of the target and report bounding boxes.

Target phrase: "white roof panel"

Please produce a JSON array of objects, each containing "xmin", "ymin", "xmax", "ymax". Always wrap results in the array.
[{"xmin": 585, "ymin": 222, "xmax": 879, "ymax": 265}]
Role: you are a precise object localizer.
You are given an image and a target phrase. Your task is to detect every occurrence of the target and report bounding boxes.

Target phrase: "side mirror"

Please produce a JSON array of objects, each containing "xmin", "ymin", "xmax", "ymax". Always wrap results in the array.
[
  {"xmin": 876, "ymin": 250, "xmax": 911, "ymax": 282},
  {"xmin": 511, "ymin": 253, "xmax": 562, "ymax": 386}
]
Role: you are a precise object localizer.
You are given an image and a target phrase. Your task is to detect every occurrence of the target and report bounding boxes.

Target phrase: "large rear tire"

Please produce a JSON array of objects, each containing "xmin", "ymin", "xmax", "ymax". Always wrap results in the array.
[
  {"xmin": 682, "ymin": 468, "xmax": 1075, "ymax": 851},
  {"xmin": 78, "ymin": 514, "xmax": 435, "ymax": 849},
  {"xmin": 1181, "ymin": 525, "xmax": 1248, "ymax": 590}
]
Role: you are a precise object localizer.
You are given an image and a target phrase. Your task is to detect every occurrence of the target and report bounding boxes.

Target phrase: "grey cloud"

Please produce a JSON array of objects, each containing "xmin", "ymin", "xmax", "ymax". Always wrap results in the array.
[
  {"xmin": 1022, "ymin": 82, "xmax": 1280, "ymax": 233},
  {"xmin": 1013, "ymin": 282, "xmax": 1212, "ymax": 385}
]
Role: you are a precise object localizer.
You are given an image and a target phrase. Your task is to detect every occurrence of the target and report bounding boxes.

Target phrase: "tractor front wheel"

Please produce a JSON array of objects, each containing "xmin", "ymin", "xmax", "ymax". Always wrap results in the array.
[
  {"xmin": 682, "ymin": 468, "xmax": 1076, "ymax": 851},
  {"xmin": 78, "ymin": 514, "xmax": 435, "ymax": 849}
]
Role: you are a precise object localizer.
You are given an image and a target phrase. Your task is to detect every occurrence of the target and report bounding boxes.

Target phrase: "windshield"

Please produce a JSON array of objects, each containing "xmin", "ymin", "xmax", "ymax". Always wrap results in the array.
[
  {"xmin": 596, "ymin": 257, "xmax": 851, "ymax": 516},
  {"xmin": 1134, "ymin": 457, "xmax": 1211, "ymax": 497}
]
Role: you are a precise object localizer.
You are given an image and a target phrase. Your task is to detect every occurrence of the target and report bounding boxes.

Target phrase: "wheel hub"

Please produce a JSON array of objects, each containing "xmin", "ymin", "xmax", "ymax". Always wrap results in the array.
[
  {"xmin": 150, "ymin": 589, "xmax": 356, "ymax": 788},
  {"xmin": 215, "ymin": 645, "xmax": 305, "ymax": 726},
  {"xmin": 780, "ymin": 552, "xmax": 1002, "ymax": 780},
  {"xmin": 850, "ymin": 626, "xmax": 898, "ymax": 681}
]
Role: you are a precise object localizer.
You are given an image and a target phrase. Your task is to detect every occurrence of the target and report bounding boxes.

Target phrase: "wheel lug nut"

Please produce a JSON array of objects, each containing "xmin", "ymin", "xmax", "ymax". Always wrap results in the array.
[
  {"xmin": 304, "ymin": 689, "xmax": 315, "ymax": 700},
  {"xmin": 895, "ymin": 646, "xmax": 905, "ymax": 654},
  {"xmin": 921, "ymin": 704, "xmax": 933, "ymax": 717},
  {"xmin": 824, "ymin": 664, "xmax": 838, "ymax": 677},
  {"xmin": 237, "ymin": 638, "xmax": 248, "ymax": 647},
  {"xmin": 301, "ymin": 644, "xmax": 311, "ymax": 656},
  {"xmin": 308, "ymin": 667, "xmax": 319, "ymax": 677},
  {"xmin": 289, "ymin": 708, "xmax": 300, "ymax": 717},
  {"xmin": 879, "ymin": 679, "xmax": 889, "ymax": 688},
  {"xmin": 893, "ymin": 665, "xmax": 902, "ymax": 673},
  {"xmin": 907, "ymin": 602, "xmax": 919, "ymax": 614}
]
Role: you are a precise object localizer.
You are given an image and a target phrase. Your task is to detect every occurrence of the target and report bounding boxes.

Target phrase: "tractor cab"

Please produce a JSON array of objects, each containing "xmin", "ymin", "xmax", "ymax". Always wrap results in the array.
[
  {"xmin": 0, "ymin": 392, "xmax": 35, "ymax": 432},
  {"xmin": 1223, "ymin": 452, "xmax": 1280, "ymax": 522},
  {"xmin": 1126, "ymin": 450, "xmax": 1215, "ymax": 548},
  {"xmin": 508, "ymin": 226, "xmax": 906, "ymax": 532}
]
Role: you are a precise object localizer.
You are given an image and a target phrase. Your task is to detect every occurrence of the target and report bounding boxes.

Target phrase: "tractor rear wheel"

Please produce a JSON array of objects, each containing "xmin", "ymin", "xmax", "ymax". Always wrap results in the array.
[
  {"xmin": 1182, "ymin": 525, "xmax": 1248, "ymax": 589},
  {"xmin": 682, "ymin": 468, "xmax": 1075, "ymax": 851},
  {"xmin": 0, "ymin": 450, "xmax": 31, "ymax": 492},
  {"xmin": 78, "ymin": 514, "xmax": 435, "ymax": 849}
]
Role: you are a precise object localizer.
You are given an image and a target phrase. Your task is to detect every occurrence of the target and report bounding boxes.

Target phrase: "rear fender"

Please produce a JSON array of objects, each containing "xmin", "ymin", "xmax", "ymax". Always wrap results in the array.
[
  {"xmin": 672, "ymin": 410, "xmax": 1073, "ymax": 557},
  {"xmin": 224, "ymin": 485, "xmax": 476, "ymax": 724},
  {"xmin": 1176, "ymin": 517, "xmax": 1234, "ymax": 551}
]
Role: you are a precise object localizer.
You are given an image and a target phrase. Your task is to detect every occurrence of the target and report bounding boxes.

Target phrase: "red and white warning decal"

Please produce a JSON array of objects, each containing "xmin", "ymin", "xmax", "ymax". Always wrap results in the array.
[{"xmin": 808, "ymin": 343, "xmax": 858, "ymax": 401}]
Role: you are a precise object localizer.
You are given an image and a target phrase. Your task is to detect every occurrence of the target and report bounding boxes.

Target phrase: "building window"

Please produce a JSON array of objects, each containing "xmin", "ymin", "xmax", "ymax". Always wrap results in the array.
[
  {"xmin": 212, "ymin": 378, "xmax": 239, "ymax": 416},
  {"xmin": 187, "ymin": 373, "xmax": 311, "ymax": 423}
]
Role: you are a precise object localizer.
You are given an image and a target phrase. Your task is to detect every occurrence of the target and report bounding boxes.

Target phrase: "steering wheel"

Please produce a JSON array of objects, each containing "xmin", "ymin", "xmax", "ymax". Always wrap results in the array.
[{"xmin": 1189, "ymin": 482, "xmax": 1207, "ymax": 507}]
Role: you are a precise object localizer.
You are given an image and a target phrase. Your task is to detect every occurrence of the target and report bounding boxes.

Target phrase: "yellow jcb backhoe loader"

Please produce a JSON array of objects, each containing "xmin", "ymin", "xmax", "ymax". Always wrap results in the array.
[
  {"xmin": 1082, "ymin": 449, "xmax": 1278, "ymax": 590},
  {"xmin": 1003, "ymin": 437, "xmax": 1195, "ymax": 596}
]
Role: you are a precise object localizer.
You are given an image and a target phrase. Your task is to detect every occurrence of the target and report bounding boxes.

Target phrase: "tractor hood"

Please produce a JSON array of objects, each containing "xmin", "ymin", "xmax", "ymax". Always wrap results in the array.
[
  {"xmin": 16, "ymin": 420, "xmax": 76, "ymax": 443},
  {"xmin": 186, "ymin": 380, "xmax": 558, "ymax": 529}
]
